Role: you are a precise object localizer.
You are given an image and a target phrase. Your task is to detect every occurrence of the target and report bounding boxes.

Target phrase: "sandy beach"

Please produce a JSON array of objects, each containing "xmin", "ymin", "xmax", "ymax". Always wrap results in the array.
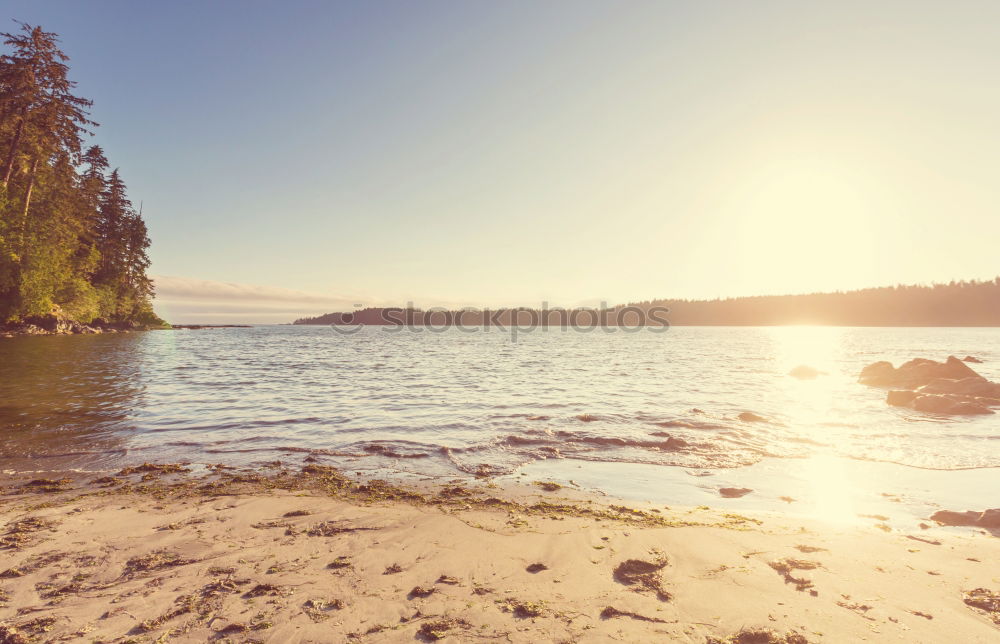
[{"xmin": 0, "ymin": 464, "xmax": 997, "ymax": 643}]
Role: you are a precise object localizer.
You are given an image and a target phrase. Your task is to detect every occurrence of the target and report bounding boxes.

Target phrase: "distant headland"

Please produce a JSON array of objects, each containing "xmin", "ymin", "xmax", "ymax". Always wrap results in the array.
[{"xmin": 294, "ymin": 278, "xmax": 1000, "ymax": 327}]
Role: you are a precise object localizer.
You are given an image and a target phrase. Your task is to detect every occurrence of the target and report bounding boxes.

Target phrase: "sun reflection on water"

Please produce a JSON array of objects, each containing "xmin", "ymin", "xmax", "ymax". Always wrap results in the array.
[
  {"xmin": 769, "ymin": 325, "xmax": 846, "ymax": 428},
  {"xmin": 768, "ymin": 325, "xmax": 845, "ymax": 376},
  {"xmin": 767, "ymin": 327, "xmax": 861, "ymax": 522}
]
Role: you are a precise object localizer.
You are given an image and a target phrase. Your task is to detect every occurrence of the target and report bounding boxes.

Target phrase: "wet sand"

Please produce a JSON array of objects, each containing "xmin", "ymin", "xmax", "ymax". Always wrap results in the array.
[
  {"xmin": 0, "ymin": 464, "xmax": 997, "ymax": 643},
  {"xmin": 510, "ymin": 455, "xmax": 1000, "ymax": 533}
]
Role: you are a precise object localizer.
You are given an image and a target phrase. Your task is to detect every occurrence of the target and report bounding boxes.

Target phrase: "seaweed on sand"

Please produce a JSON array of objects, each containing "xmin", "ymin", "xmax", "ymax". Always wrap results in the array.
[
  {"xmin": 612, "ymin": 558, "xmax": 672, "ymax": 601},
  {"xmin": 306, "ymin": 521, "xmax": 376, "ymax": 537},
  {"xmin": 303, "ymin": 598, "xmax": 342, "ymax": 611},
  {"xmin": 243, "ymin": 583, "xmax": 285, "ymax": 598},
  {"xmin": 302, "ymin": 598, "xmax": 343, "ymax": 622},
  {"xmin": 768, "ymin": 559, "xmax": 820, "ymax": 593},
  {"xmin": 0, "ymin": 623, "xmax": 28, "ymax": 644},
  {"xmin": 708, "ymin": 627, "xmax": 810, "ymax": 644},
  {"xmin": 282, "ymin": 509, "xmax": 311, "ymax": 517},
  {"xmin": 437, "ymin": 486, "xmax": 472, "ymax": 498},
  {"xmin": 408, "ymin": 586, "xmax": 436, "ymax": 599},
  {"xmin": 15, "ymin": 616, "xmax": 58, "ymax": 636},
  {"xmin": 496, "ymin": 598, "xmax": 546, "ymax": 618},
  {"xmin": 1, "ymin": 551, "xmax": 66, "ymax": 578},
  {"xmin": 836, "ymin": 599, "xmax": 874, "ymax": 620},
  {"xmin": 416, "ymin": 618, "xmax": 470, "ymax": 641},
  {"xmin": 35, "ymin": 580, "xmax": 93, "ymax": 601},
  {"xmin": 963, "ymin": 588, "xmax": 1000, "ymax": 624},
  {"xmin": 201, "ymin": 578, "xmax": 248, "ymax": 596},
  {"xmin": 327, "ymin": 556, "xmax": 352, "ymax": 570},
  {"xmin": 134, "ymin": 578, "xmax": 247, "ymax": 635},
  {"xmin": 352, "ymin": 479, "xmax": 427, "ymax": 503},
  {"xmin": 599, "ymin": 606, "xmax": 669, "ymax": 623},
  {"xmin": 123, "ymin": 550, "xmax": 198, "ymax": 578},
  {"xmin": 133, "ymin": 594, "xmax": 198, "ymax": 633},
  {"xmin": 117, "ymin": 463, "xmax": 190, "ymax": 476},
  {"xmin": 0, "ymin": 517, "xmax": 55, "ymax": 550},
  {"xmin": 20, "ymin": 479, "xmax": 72, "ymax": 493}
]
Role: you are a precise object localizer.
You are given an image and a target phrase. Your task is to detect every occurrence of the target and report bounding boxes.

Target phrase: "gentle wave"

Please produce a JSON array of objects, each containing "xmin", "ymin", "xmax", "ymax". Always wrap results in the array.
[{"xmin": 1, "ymin": 325, "xmax": 998, "ymax": 474}]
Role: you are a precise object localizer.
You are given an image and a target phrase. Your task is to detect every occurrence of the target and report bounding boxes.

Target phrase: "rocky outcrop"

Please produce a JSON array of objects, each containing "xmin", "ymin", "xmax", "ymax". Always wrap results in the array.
[
  {"xmin": 862, "ymin": 356, "xmax": 999, "ymax": 415},
  {"xmin": 3, "ymin": 317, "xmax": 100, "ymax": 337},
  {"xmin": 886, "ymin": 389, "xmax": 991, "ymax": 414},
  {"xmin": 1, "ymin": 312, "xmax": 165, "ymax": 338},
  {"xmin": 918, "ymin": 377, "xmax": 1000, "ymax": 399},
  {"xmin": 170, "ymin": 324, "xmax": 251, "ymax": 329},
  {"xmin": 885, "ymin": 390, "xmax": 918, "ymax": 407},
  {"xmin": 963, "ymin": 355, "xmax": 984, "ymax": 363},
  {"xmin": 859, "ymin": 356, "xmax": 983, "ymax": 389},
  {"xmin": 910, "ymin": 394, "xmax": 993, "ymax": 415}
]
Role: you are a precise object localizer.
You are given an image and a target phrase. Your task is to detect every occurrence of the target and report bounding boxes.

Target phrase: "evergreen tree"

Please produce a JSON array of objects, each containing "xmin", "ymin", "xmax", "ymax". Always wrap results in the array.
[{"xmin": 0, "ymin": 21, "xmax": 160, "ymax": 326}]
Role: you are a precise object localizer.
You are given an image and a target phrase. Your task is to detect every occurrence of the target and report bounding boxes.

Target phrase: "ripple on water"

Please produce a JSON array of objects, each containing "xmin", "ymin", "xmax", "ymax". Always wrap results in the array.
[{"xmin": 0, "ymin": 326, "xmax": 998, "ymax": 474}]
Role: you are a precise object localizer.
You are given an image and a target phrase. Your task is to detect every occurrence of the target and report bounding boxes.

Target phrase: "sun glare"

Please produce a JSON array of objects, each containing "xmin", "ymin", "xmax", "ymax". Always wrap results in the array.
[
  {"xmin": 771, "ymin": 325, "xmax": 843, "ymax": 433},
  {"xmin": 803, "ymin": 454, "xmax": 858, "ymax": 524},
  {"xmin": 769, "ymin": 324, "xmax": 843, "ymax": 376},
  {"xmin": 767, "ymin": 326, "xmax": 863, "ymax": 523},
  {"xmin": 728, "ymin": 158, "xmax": 880, "ymax": 293}
]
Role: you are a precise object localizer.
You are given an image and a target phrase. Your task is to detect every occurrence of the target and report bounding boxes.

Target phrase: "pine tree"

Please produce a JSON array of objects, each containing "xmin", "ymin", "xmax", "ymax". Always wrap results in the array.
[{"xmin": 0, "ymin": 21, "xmax": 161, "ymax": 327}]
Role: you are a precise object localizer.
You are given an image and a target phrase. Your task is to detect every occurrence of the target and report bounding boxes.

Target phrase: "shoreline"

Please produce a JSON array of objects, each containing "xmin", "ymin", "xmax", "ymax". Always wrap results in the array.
[
  {"xmin": 506, "ymin": 455, "xmax": 1000, "ymax": 534},
  {"xmin": 1, "ymin": 464, "xmax": 997, "ymax": 642},
  {"xmin": 0, "ymin": 324, "xmax": 169, "ymax": 339},
  {"xmin": 0, "ymin": 323, "xmax": 257, "ymax": 338},
  {"xmin": 4, "ymin": 453, "xmax": 998, "ymax": 536}
]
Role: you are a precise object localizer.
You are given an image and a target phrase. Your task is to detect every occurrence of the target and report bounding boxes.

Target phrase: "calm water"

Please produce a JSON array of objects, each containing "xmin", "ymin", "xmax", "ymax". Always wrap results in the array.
[{"xmin": 1, "ymin": 325, "xmax": 998, "ymax": 482}]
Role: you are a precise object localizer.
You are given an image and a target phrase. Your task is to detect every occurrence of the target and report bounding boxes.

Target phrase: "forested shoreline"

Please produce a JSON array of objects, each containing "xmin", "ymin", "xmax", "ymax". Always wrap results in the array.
[
  {"xmin": 295, "ymin": 278, "xmax": 1000, "ymax": 327},
  {"xmin": 0, "ymin": 22, "xmax": 164, "ymax": 334}
]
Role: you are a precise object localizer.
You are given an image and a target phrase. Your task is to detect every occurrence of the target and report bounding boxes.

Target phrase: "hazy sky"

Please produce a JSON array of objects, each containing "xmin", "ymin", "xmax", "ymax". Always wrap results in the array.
[{"xmin": 6, "ymin": 1, "xmax": 1000, "ymax": 322}]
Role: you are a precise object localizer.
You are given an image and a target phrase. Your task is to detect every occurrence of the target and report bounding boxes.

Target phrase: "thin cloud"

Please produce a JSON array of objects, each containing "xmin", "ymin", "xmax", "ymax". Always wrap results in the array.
[
  {"xmin": 150, "ymin": 275, "xmax": 618, "ymax": 324},
  {"xmin": 152, "ymin": 275, "xmax": 360, "ymax": 305},
  {"xmin": 151, "ymin": 275, "xmax": 371, "ymax": 324}
]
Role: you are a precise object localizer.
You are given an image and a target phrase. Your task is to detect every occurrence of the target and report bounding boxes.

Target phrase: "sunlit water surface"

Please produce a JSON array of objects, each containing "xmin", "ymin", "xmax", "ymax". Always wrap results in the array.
[{"xmin": 2, "ymin": 326, "xmax": 998, "ymax": 523}]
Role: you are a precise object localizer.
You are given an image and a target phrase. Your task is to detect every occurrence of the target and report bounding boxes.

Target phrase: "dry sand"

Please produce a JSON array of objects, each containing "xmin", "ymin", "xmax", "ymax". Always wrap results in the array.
[{"xmin": 0, "ymin": 464, "xmax": 997, "ymax": 643}]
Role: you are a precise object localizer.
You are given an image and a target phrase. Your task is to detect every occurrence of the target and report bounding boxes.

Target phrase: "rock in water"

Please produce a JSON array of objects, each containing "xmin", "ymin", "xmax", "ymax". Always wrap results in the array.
[
  {"xmin": 917, "ymin": 377, "xmax": 1000, "ymax": 399},
  {"xmin": 887, "ymin": 388, "xmax": 994, "ymax": 415},
  {"xmin": 963, "ymin": 355, "xmax": 984, "ymax": 363},
  {"xmin": 931, "ymin": 510, "xmax": 981, "ymax": 526},
  {"xmin": 886, "ymin": 390, "xmax": 918, "ymax": 407},
  {"xmin": 858, "ymin": 361, "xmax": 896, "ymax": 386},
  {"xmin": 978, "ymin": 509, "xmax": 1000, "ymax": 529},
  {"xmin": 738, "ymin": 412, "xmax": 768, "ymax": 423},
  {"xmin": 862, "ymin": 355, "xmax": 999, "ymax": 415},
  {"xmin": 931, "ymin": 508, "xmax": 1000, "ymax": 529},
  {"xmin": 911, "ymin": 395, "xmax": 993, "ymax": 415},
  {"xmin": 719, "ymin": 487, "xmax": 753, "ymax": 498},
  {"xmin": 788, "ymin": 365, "xmax": 824, "ymax": 380},
  {"xmin": 858, "ymin": 356, "xmax": 983, "ymax": 388}
]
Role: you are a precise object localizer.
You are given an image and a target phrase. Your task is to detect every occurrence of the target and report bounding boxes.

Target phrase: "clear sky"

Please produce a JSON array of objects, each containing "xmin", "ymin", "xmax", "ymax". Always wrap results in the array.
[{"xmin": 5, "ymin": 1, "xmax": 1000, "ymax": 322}]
